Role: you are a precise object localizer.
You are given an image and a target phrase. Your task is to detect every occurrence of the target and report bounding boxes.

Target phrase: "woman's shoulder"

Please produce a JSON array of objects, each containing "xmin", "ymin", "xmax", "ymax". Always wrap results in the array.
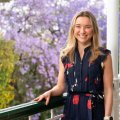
[{"xmin": 98, "ymin": 47, "xmax": 111, "ymax": 62}]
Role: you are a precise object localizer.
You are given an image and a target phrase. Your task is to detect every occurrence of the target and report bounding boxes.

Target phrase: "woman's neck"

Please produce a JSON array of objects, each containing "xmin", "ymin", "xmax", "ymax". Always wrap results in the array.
[{"xmin": 77, "ymin": 43, "xmax": 91, "ymax": 52}]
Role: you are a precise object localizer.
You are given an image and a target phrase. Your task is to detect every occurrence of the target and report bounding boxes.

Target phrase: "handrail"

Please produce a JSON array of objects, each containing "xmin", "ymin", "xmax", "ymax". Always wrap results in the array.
[{"xmin": 0, "ymin": 95, "xmax": 67, "ymax": 120}]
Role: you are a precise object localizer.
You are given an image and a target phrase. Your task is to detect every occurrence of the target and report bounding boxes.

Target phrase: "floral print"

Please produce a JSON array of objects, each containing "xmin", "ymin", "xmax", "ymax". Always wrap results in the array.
[{"xmin": 73, "ymin": 95, "xmax": 79, "ymax": 105}]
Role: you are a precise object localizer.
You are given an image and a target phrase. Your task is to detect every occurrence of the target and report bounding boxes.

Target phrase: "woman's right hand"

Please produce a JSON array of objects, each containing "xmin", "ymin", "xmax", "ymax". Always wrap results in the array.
[{"xmin": 33, "ymin": 90, "xmax": 52, "ymax": 105}]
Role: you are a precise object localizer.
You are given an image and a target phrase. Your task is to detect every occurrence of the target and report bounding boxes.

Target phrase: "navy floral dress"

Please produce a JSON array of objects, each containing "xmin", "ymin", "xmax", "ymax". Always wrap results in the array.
[{"xmin": 61, "ymin": 46, "xmax": 111, "ymax": 120}]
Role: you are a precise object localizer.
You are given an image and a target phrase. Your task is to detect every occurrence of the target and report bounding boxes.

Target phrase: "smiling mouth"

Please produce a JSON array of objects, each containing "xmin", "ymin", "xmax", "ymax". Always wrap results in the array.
[{"xmin": 79, "ymin": 36, "xmax": 87, "ymax": 39}]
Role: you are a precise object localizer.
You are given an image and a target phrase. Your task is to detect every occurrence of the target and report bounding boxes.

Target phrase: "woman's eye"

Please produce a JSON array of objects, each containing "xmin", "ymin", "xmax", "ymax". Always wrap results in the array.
[
  {"xmin": 75, "ymin": 26, "xmax": 80, "ymax": 28},
  {"xmin": 85, "ymin": 26, "xmax": 92, "ymax": 29}
]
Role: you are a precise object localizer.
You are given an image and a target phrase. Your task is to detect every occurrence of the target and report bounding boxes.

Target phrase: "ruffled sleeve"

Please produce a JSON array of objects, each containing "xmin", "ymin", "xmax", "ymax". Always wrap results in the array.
[
  {"xmin": 99, "ymin": 47, "xmax": 111, "ymax": 62},
  {"xmin": 61, "ymin": 56, "xmax": 69, "ymax": 67}
]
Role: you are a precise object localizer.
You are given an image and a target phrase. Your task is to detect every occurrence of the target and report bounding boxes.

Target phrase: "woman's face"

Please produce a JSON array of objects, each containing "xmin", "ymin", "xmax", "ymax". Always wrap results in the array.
[{"xmin": 74, "ymin": 16, "xmax": 93, "ymax": 45}]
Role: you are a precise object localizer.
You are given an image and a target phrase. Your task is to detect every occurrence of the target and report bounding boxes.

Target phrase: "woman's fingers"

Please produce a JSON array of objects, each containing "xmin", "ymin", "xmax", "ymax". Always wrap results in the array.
[
  {"xmin": 33, "ymin": 97, "xmax": 39, "ymax": 101},
  {"xmin": 33, "ymin": 95, "xmax": 44, "ymax": 102},
  {"xmin": 33, "ymin": 91, "xmax": 51, "ymax": 105},
  {"xmin": 45, "ymin": 95, "xmax": 50, "ymax": 105}
]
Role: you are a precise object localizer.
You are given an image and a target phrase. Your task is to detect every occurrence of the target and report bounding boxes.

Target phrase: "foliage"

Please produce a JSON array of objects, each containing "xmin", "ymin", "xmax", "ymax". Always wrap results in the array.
[
  {"xmin": 0, "ymin": 0, "xmax": 10, "ymax": 2},
  {"xmin": 0, "ymin": 33, "xmax": 19, "ymax": 108}
]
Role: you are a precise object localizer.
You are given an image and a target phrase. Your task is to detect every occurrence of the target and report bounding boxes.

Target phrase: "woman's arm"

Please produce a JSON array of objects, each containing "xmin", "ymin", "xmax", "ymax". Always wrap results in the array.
[
  {"xmin": 34, "ymin": 57, "xmax": 66, "ymax": 105},
  {"xmin": 49, "ymin": 57, "xmax": 66, "ymax": 96},
  {"xmin": 103, "ymin": 54, "xmax": 113, "ymax": 116}
]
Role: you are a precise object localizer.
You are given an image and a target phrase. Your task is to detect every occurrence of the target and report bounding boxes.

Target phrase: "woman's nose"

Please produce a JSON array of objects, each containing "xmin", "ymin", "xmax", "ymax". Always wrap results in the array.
[{"xmin": 80, "ymin": 27, "xmax": 85, "ymax": 33}]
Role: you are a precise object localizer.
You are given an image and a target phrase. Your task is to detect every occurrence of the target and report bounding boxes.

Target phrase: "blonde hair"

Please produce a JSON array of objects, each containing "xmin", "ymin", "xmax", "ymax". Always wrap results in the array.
[{"xmin": 61, "ymin": 11, "xmax": 101, "ymax": 63}]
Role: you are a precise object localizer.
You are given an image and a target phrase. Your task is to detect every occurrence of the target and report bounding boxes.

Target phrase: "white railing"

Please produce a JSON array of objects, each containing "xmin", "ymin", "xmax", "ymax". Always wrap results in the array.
[{"xmin": 46, "ymin": 112, "xmax": 63, "ymax": 120}]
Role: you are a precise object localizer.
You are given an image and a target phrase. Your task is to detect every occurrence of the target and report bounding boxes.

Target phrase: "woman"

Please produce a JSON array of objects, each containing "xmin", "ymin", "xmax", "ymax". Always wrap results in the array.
[{"xmin": 34, "ymin": 11, "xmax": 113, "ymax": 120}]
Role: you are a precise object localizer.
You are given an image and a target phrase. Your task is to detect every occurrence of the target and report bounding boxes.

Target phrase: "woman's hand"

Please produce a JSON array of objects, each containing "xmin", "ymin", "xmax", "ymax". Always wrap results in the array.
[
  {"xmin": 33, "ymin": 57, "xmax": 66, "ymax": 105},
  {"xmin": 33, "ymin": 90, "xmax": 52, "ymax": 105}
]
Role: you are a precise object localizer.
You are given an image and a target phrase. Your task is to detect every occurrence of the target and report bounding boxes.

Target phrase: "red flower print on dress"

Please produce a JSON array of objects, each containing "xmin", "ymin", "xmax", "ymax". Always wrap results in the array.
[
  {"xmin": 61, "ymin": 114, "xmax": 65, "ymax": 118},
  {"xmin": 85, "ymin": 76, "xmax": 88, "ymax": 82},
  {"xmin": 65, "ymin": 63, "xmax": 73, "ymax": 69},
  {"xmin": 94, "ymin": 77, "xmax": 98, "ymax": 84},
  {"xmin": 73, "ymin": 95, "xmax": 79, "ymax": 105},
  {"xmin": 87, "ymin": 99, "xmax": 92, "ymax": 109},
  {"xmin": 94, "ymin": 80, "xmax": 98, "ymax": 84},
  {"xmin": 85, "ymin": 93, "xmax": 91, "ymax": 97}
]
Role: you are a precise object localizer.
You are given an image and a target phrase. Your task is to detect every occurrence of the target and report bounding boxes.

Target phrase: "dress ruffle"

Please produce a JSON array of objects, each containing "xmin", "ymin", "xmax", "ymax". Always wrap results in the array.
[{"xmin": 99, "ymin": 47, "xmax": 111, "ymax": 62}]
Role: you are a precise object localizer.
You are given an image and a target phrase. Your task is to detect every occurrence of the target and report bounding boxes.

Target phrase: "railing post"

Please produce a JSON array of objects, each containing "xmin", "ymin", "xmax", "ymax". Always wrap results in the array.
[
  {"xmin": 29, "ymin": 116, "xmax": 32, "ymax": 120},
  {"xmin": 50, "ymin": 109, "xmax": 54, "ymax": 118}
]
